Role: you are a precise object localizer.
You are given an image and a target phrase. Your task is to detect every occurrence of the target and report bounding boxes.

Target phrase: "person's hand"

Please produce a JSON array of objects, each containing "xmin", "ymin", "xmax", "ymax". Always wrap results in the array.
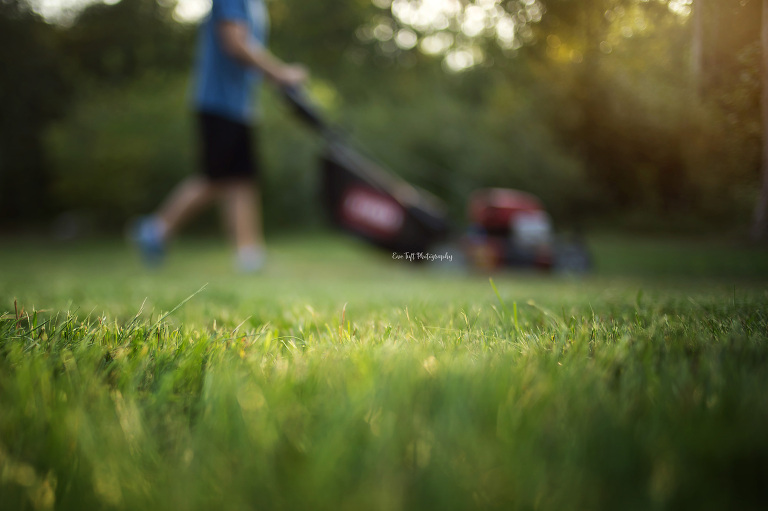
[{"xmin": 273, "ymin": 64, "xmax": 308, "ymax": 87}]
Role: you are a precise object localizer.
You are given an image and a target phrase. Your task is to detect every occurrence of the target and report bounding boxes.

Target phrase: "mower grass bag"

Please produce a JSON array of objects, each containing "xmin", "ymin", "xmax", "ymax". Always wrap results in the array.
[
  {"xmin": 283, "ymin": 87, "xmax": 450, "ymax": 253},
  {"xmin": 321, "ymin": 139, "xmax": 449, "ymax": 253}
]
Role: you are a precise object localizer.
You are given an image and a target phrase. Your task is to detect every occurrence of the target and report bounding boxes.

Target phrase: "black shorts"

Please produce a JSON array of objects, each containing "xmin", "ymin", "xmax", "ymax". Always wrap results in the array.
[{"xmin": 197, "ymin": 112, "xmax": 260, "ymax": 182}]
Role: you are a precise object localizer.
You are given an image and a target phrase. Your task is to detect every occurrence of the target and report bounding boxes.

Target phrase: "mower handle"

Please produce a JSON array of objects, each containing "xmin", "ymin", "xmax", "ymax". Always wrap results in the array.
[{"xmin": 281, "ymin": 86, "xmax": 329, "ymax": 133}]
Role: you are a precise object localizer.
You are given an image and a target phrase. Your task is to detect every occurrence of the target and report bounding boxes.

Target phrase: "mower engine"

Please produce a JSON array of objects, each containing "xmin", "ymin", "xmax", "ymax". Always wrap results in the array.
[{"xmin": 463, "ymin": 188, "xmax": 557, "ymax": 270}]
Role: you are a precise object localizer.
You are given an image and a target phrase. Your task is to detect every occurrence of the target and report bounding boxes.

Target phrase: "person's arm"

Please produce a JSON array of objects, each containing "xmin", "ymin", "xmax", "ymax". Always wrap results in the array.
[{"xmin": 218, "ymin": 21, "xmax": 307, "ymax": 86}]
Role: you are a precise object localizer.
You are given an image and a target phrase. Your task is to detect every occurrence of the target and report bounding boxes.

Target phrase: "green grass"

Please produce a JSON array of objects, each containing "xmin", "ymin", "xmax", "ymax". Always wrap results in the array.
[{"xmin": 1, "ymin": 232, "xmax": 767, "ymax": 510}]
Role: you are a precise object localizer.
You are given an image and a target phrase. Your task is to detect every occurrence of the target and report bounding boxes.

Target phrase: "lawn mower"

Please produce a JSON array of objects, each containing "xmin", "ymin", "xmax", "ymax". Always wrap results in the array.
[
  {"xmin": 281, "ymin": 87, "xmax": 591, "ymax": 272},
  {"xmin": 460, "ymin": 188, "xmax": 591, "ymax": 272}
]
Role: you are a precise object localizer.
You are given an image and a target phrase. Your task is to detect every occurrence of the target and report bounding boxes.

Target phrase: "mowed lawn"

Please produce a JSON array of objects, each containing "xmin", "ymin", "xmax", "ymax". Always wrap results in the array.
[{"xmin": 1, "ymin": 232, "xmax": 767, "ymax": 511}]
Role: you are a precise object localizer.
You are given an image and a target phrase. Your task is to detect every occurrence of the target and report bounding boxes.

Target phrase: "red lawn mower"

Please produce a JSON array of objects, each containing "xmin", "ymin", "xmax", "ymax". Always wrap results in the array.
[{"xmin": 282, "ymin": 88, "xmax": 591, "ymax": 273}]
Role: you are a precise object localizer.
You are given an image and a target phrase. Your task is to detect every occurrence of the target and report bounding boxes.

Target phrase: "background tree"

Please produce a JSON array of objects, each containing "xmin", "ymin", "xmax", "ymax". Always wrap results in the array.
[
  {"xmin": 752, "ymin": 0, "xmax": 768, "ymax": 240},
  {"xmin": 687, "ymin": 0, "xmax": 764, "ymax": 236},
  {"xmin": 0, "ymin": 0, "xmax": 71, "ymax": 225},
  {"xmin": 58, "ymin": 0, "xmax": 194, "ymax": 83}
]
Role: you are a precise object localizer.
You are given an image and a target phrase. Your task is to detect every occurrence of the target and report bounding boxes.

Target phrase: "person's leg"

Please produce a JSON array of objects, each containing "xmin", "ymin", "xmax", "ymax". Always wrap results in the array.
[
  {"xmin": 133, "ymin": 112, "xmax": 264, "ymax": 270},
  {"xmin": 131, "ymin": 176, "xmax": 218, "ymax": 264},
  {"xmin": 155, "ymin": 175, "xmax": 219, "ymax": 240},
  {"xmin": 220, "ymin": 179, "xmax": 265, "ymax": 271}
]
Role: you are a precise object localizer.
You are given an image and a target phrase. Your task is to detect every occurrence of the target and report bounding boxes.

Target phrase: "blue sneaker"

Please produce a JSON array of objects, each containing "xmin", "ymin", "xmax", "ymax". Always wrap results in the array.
[{"xmin": 130, "ymin": 216, "xmax": 165, "ymax": 266}]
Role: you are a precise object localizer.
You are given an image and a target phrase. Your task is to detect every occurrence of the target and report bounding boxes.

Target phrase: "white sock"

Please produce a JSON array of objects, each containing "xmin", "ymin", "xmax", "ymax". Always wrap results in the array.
[{"xmin": 237, "ymin": 245, "xmax": 265, "ymax": 272}]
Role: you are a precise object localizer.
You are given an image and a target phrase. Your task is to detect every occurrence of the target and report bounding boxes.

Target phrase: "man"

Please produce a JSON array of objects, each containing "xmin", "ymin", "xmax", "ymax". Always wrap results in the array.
[{"xmin": 133, "ymin": 0, "xmax": 307, "ymax": 271}]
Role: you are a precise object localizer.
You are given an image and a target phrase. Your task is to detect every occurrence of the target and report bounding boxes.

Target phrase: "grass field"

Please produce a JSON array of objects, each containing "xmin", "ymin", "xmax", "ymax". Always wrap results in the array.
[{"xmin": 1, "ymin": 232, "xmax": 767, "ymax": 510}]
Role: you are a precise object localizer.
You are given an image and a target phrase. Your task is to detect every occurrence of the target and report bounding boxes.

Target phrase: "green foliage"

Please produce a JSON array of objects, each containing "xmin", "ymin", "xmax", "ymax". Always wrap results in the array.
[
  {"xmin": 45, "ymin": 73, "xmax": 323, "ymax": 229},
  {"xmin": 337, "ymin": 66, "xmax": 591, "ymax": 223},
  {"xmin": 524, "ymin": 0, "xmax": 761, "ymax": 222},
  {"xmin": 0, "ymin": 0, "xmax": 193, "ymax": 226},
  {"xmin": 44, "ymin": 66, "xmax": 592, "ymax": 230},
  {"xmin": 59, "ymin": 0, "xmax": 195, "ymax": 83},
  {"xmin": 46, "ymin": 74, "xmax": 196, "ymax": 225},
  {"xmin": 366, "ymin": 0, "xmax": 763, "ymax": 226},
  {"xmin": 5, "ymin": 0, "xmax": 767, "ymax": 232},
  {"xmin": 1, "ymin": 235, "xmax": 768, "ymax": 510},
  {"xmin": 0, "ymin": 0, "xmax": 72, "ymax": 222},
  {"xmin": 269, "ymin": 0, "xmax": 381, "ymax": 78}
]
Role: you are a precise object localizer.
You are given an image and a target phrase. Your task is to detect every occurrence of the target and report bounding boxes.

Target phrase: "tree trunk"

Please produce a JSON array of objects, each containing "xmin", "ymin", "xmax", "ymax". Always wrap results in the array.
[
  {"xmin": 691, "ymin": 0, "xmax": 705, "ymax": 96},
  {"xmin": 751, "ymin": 0, "xmax": 768, "ymax": 241}
]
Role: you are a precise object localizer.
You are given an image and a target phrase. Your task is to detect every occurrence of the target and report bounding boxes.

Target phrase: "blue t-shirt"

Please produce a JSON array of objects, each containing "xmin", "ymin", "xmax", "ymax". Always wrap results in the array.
[{"xmin": 193, "ymin": 0, "xmax": 269, "ymax": 124}]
